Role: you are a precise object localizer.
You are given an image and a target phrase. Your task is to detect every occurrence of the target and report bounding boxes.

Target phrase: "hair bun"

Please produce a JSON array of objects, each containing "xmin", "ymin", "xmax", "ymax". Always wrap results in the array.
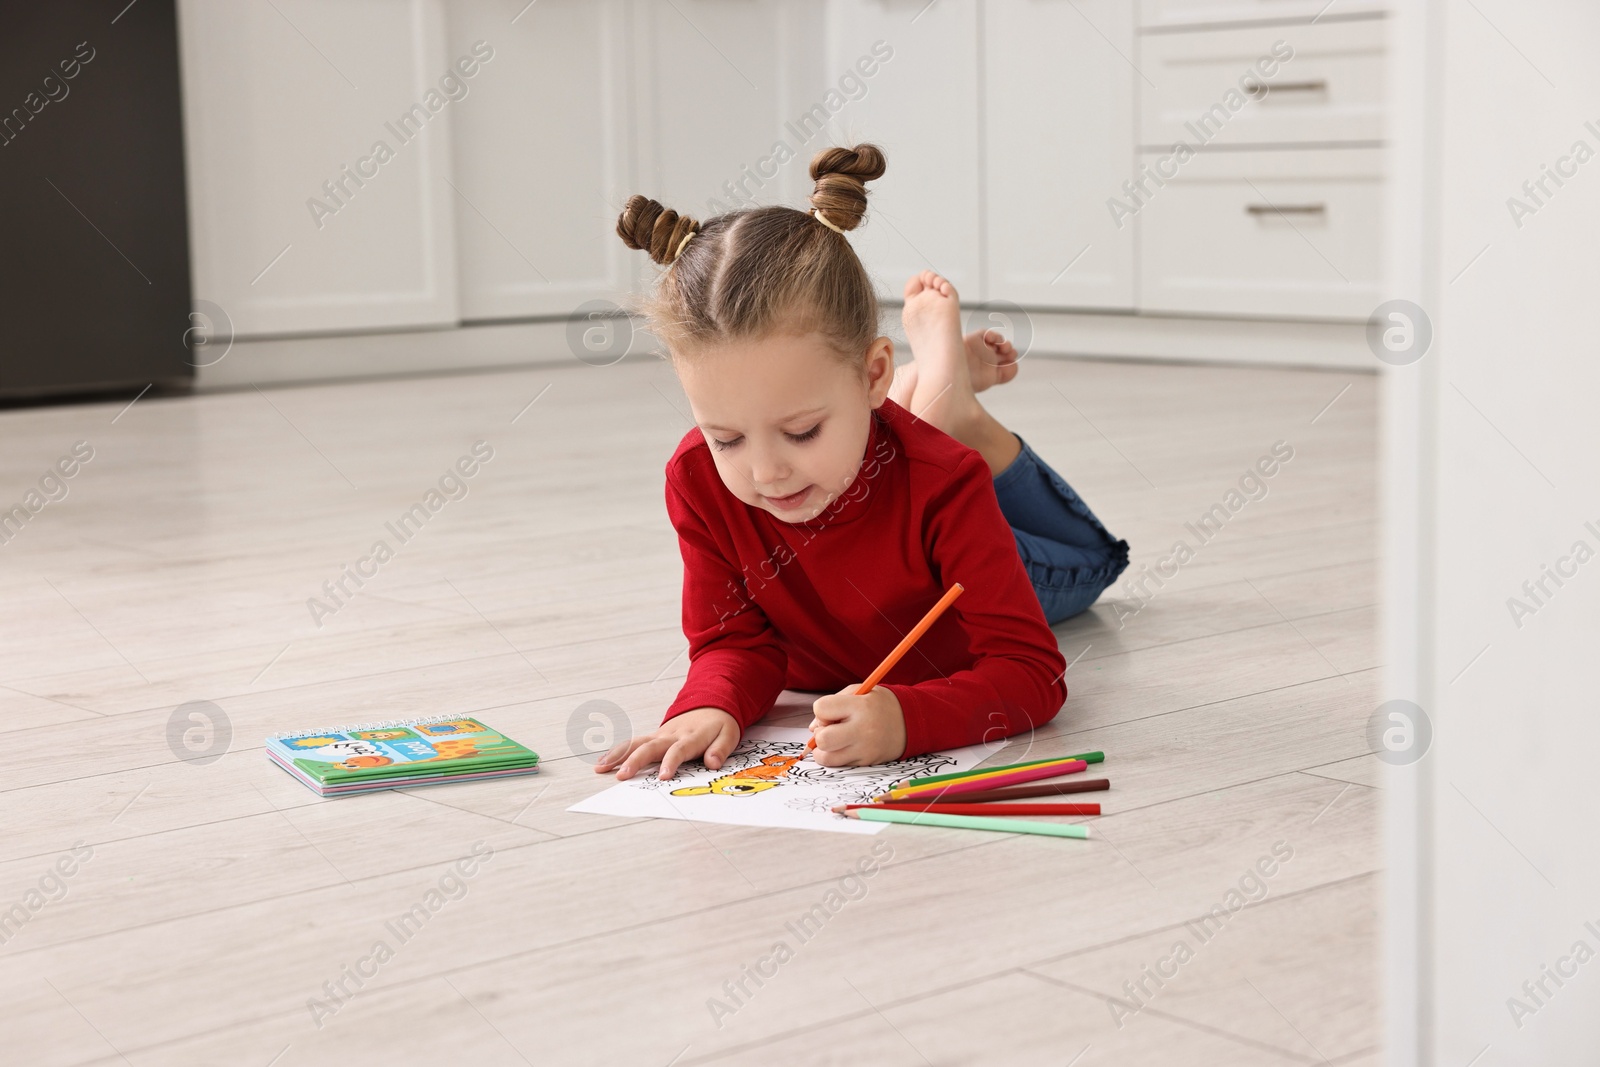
[
  {"xmin": 807, "ymin": 144, "xmax": 887, "ymax": 232},
  {"xmin": 616, "ymin": 194, "xmax": 699, "ymax": 265}
]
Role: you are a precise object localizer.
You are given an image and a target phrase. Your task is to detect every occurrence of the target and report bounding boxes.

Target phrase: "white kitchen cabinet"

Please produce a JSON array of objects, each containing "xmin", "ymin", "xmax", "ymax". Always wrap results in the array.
[
  {"xmin": 446, "ymin": 0, "xmax": 634, "ymax": 321},
  {"xmin": 984, "ymin": 0, "xmax": 1136, "ymax": 310},
  {"xmin": 819, "ymin": 0, "xmax": 982, "ymax": 301},
  {"xmin": 1139, "ymin": 0, "xmax": 1387, "ymax": 27},
  {"xmin": 1137, "ymin": 147, "xmax": 1383, "ymax": 319},
  {"xmin": 178, "ymin": 1, "xmax": 1393, "ymax": 374},
  {"xmin": 633, "ymin": 1, "xmax": 826, "ymax": 229},
  {"xmin": 178, "ymin": 0, "xmax": 459, "ymax": 337},
  {"xmin": 1140, "ymin": 17, "xmax": 1387, "ymax": 149}
]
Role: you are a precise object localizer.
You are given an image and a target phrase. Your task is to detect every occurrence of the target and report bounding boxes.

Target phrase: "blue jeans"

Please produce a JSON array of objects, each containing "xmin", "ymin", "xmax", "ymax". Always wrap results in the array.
[{"xmin": 992, "ymin": 434, "xmax": 1130, "ymax": 625}]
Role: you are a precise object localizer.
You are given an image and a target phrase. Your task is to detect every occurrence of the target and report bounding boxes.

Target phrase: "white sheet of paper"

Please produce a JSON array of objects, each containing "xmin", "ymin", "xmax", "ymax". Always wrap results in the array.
[{"xmin": 568, "ymin": 726, "xmax": 995, "ymax": 834}]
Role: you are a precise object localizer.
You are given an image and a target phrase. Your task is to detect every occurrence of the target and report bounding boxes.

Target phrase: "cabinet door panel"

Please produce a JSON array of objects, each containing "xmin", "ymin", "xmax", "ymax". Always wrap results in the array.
[
  {"xmin": 635, "ymin": 1, "xmax": 823, "ymax": 227},
  {"xmin": 985, "ymin": 0, "xmax": 1135, "ymax": 310},
  {"xmin": 178, "ymin": 0, "xmax": 458, "ymax": 336},
  {"xmin": 1139, "ymin": 0, "xmax": 1387, "ymax": 29},
  {"xmin": 1139, "ymin": 18, "xmax": 1387, "ymax": 149},
  {"xmin": 448, "ymin": 0, "xmax": 633, "ymax": 320},
  {"xmin": 820, "ymin": 0, "xmax": 980, "ymax": 301},
  {"xmin": 1138, "ymin": 148, "xmax": 1383, "ymax": 319}
]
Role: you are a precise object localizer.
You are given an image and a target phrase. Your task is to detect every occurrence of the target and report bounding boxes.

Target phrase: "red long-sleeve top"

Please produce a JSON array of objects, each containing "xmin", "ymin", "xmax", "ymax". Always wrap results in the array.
[{"xmin": 661, "ymin": 397, "xmax": 1068, "ymax": 758}]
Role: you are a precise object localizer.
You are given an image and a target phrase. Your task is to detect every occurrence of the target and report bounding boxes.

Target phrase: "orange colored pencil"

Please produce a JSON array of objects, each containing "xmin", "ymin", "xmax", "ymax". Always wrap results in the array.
[{"xmin": 806, "ymin": 583, "xmax": 965, "ymax": 752}]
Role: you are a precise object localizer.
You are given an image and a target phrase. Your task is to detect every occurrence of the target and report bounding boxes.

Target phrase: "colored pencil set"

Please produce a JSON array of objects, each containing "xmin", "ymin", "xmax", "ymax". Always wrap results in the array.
[
  {"xmin": 813, "ymin": 582, "xmax": 1106, "ymax": 841},
  {"xmin": 833, "ymin": 751, "xmax": 1109, "ymax": 840}
]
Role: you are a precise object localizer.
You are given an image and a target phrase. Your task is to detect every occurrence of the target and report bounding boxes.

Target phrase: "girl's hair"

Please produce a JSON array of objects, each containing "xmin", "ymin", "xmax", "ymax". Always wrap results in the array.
[{"xmin": 614, "ymin": 143, "xmax": 887, "ymax": 366}]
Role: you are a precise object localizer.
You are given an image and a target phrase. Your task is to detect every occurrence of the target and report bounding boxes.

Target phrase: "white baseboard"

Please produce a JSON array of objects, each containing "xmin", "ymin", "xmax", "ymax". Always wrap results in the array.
[
  {"xmin": 195, "ymin": 308, "xmax": 1374, "ymax": 391},
  {"xmin": 1023, "ymin": 310, "xmax": 1374, "ymax": 370},
  {"xmin": 194, "ymin": 319, "xmax": 598, "ymax": 391}
]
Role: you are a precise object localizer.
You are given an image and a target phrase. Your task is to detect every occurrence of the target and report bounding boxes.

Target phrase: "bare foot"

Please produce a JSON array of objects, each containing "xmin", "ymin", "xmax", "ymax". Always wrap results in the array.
[
  {"xmin": 965, "ymin": 329, "xmax": 1020, "ymax": 392},
  {"xmin": 901, "ymin": 271, "xmax": 1023, "ymax": 474},
  {"xmin": 887, "ymin": 359, "xmax": 918, "ymax": 409},
  {"xmin": 901, "ymin": 271, "xmax": 978, "ymax": 432}
]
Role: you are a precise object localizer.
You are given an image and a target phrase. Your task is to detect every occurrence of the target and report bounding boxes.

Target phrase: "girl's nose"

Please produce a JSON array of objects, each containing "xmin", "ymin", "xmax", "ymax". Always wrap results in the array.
[{"xmin": 746, "ymin": 445, "xmax": 789, "ymax": 487}]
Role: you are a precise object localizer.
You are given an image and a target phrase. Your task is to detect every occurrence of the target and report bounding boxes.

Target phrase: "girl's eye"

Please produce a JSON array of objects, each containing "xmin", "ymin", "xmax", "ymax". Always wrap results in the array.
[
  {"xmin": 711, "ymin": 436, "xmax": 742, "ymax": 452},
  {"xmin": 787, "ymin": 424, "xmax": 821, "ymax": 443}
]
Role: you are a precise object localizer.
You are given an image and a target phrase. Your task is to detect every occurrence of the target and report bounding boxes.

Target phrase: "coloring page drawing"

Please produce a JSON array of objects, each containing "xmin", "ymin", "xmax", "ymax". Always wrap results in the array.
[{"xmin": 568, "ymin": 727, "xmax": 993, "ymax": 834}]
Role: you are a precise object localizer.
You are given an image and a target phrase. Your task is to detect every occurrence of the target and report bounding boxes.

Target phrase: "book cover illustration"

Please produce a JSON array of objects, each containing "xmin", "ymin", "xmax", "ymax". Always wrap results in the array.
[{"xmin": 267, "ymin": 718, "xmax": 538, "ymax": 786}]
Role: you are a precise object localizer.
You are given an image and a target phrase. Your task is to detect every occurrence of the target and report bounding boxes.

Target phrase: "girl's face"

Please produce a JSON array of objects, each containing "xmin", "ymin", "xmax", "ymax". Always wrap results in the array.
[{"xmin": 675, "ymin": 330, "xmax": 895, "ymax": 523}]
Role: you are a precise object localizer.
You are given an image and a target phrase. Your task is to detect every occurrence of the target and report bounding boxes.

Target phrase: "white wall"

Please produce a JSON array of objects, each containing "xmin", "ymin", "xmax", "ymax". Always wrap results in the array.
[{"xmin": 1386, "ymin": 0, "xmax": 1600, "ymax": 1062}]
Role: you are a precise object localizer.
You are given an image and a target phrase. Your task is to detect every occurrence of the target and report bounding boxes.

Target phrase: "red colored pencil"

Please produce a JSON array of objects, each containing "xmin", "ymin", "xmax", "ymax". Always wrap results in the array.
[
  {"xmin": 806, "ymin": 583, "xmax": 965, "ymax": 752},
  {"xmin": 884, "ymin": 779, "xmax": 1111, "ymax": 804},
  {"xmin": 834, "ymin": 801, "xmax": 1100, "ymax": 817}
]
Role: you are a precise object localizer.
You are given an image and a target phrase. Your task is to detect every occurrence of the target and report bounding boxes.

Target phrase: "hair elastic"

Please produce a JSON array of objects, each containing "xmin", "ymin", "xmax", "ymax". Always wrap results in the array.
[
  {"xmin": 672, "ymin": 229, "xmax": 697, "ymax": 261},
  {"xmin": 811, "ymin": 207, "xmax": 847, "ymax": 234}
]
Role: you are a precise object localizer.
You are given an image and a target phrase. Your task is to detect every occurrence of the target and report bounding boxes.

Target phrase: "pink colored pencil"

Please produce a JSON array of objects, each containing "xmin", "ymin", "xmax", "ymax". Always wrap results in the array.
[{"xmin": 885, "ymin": 758, "xmax": 1088, "ymax": 801}]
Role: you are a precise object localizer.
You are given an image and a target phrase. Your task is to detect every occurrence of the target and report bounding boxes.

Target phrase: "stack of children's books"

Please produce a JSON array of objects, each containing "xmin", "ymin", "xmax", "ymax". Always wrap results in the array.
[{"xmin": 266, "ymin": 716, "xmax": 540, "ymax": 797}]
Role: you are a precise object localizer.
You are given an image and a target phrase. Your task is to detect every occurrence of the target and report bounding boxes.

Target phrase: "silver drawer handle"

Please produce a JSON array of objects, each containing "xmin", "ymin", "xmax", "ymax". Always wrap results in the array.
[
  {"xmin": 1246, "ymin": 203, "xmax": 1327, "ymax": 216},
  {"xmin": 1248, "ymin": 79, "xmax": 1329, "ymax": 96}
]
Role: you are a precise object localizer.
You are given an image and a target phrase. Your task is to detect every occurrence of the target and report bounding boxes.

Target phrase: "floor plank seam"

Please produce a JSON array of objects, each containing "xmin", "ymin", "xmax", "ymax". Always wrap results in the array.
[
  {"xmin": 0, "ymin": 619, "xmax": 688, "ymax": 722},
  {"xmin": 1055, "ymin": 666, "xmax": 1380, "ymax": 737},
  {"xmin": 1086, "ymin": 763, "xmax": 1383, "ymax": 821},
  {"xmin": 1297, "ymin": 768, "xmax": 1383, "ymax": 789},
  {"xmin": 0, "ymin": 659, "xmax": 1376, "ymax": 798},
  {"xmin": 1020, "ymin": 971, "xmax": 1322, "ymax": 1064},
  {"xmin": 28, "ymin": 867, "xmax": 1382, "ymax": 1062},
  {"xmin": 20, "ymin": 838, "xmax": 1025, "ymax": 1060},
  {"xmin": 1064, "ymin": 606, "xmax": 1378, "ymax": 668},
  {"xmin": 672, "ymin": 871, "xmax": 1377, "ymax": 1067},
  {"xmin": 1022, "ymin": 869, "xmax": 1379, "ymax": 971},
  {"xmin": 0, "ymin": 659, "xmax": 693, "ymax": 773},
  {"xmin": 0, "ymin": 817, "xmax": 1012, "ymax": 964},
  {"xmin": 0, "ymin": 748, "xmax": 1374, "ymax": 889}
]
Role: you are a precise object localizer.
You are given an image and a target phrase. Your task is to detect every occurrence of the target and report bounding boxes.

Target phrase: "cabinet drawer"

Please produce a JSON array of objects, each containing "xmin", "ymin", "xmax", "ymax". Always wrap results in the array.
[
  {"xmin": 1137, "ymin": 149, "xmax": 1383, "ymax": 320},
  {"xmin": 1140, "ymin": 0, "xmax": 1387, "ymax": 28},
  {"xmin": 1139, "ymin": 18, "xmax": 1386, "ymax": 147}
]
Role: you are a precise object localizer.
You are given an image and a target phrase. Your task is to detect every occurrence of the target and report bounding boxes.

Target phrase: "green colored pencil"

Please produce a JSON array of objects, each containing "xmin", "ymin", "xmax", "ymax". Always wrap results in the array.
[
  {"xmin": 846, "ymin": 807, "xmax": 1091, "ymax": 839},
  {"xmin": 903, "ymin": 751, "xmax": 1105, "ymax": 789}
]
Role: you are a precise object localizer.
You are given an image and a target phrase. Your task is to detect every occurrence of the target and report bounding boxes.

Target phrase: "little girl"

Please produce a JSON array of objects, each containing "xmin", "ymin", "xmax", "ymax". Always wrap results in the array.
[{"xmin": 596, "ymin": 144, "xmax": 1129, "ymax": 781}]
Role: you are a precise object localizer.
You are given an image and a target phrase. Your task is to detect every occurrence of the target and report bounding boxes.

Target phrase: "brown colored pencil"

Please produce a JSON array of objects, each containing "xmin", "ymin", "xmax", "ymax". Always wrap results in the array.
[{"xmin": 878, "ymin": 778, "xmax": 1110, "ymax": 804}]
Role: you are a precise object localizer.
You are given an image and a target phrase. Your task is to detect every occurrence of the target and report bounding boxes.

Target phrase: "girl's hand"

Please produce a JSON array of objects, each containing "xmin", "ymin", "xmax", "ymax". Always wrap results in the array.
[
  {"xmin": 594, "ymin": 707, "xmax": 741, "ymax": 782},
  {"xmin": 809, "ymin": 685, "xmax": 906, "ymax": 766}
]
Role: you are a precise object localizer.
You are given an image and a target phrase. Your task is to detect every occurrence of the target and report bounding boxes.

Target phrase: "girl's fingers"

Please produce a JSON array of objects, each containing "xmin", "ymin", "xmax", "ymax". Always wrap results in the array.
[
  {"xmin": 811, "ymin": 738, "xmax": 854, "ymax": 767},
  {"xmin": 812, "ymin": 721, "xmax": 852, "ymax": 755},
  {"xmin": 812, "ymin": 694, "xmax": 854, "ymax": 726},
  {"xmin": 657, "ymin": 735, "xmax": 701, "ymax": 781},
  {"xmin": 596, "ymin": 735, "xmax": 645, "ymax": 771},
  {"xmin": 704, "ymin": 721, "xmax": 739, "ymax": 769},
  {"xmin": 616, "ymin": 735, "xmax": 672, "ymax": 781}
]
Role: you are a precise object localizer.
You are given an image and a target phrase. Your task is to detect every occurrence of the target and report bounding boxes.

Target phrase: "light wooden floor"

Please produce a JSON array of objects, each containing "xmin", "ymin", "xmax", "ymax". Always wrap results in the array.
[{"xmin": 0, "ymin": 354, "xmax": 1381, "ymax": 1066}]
